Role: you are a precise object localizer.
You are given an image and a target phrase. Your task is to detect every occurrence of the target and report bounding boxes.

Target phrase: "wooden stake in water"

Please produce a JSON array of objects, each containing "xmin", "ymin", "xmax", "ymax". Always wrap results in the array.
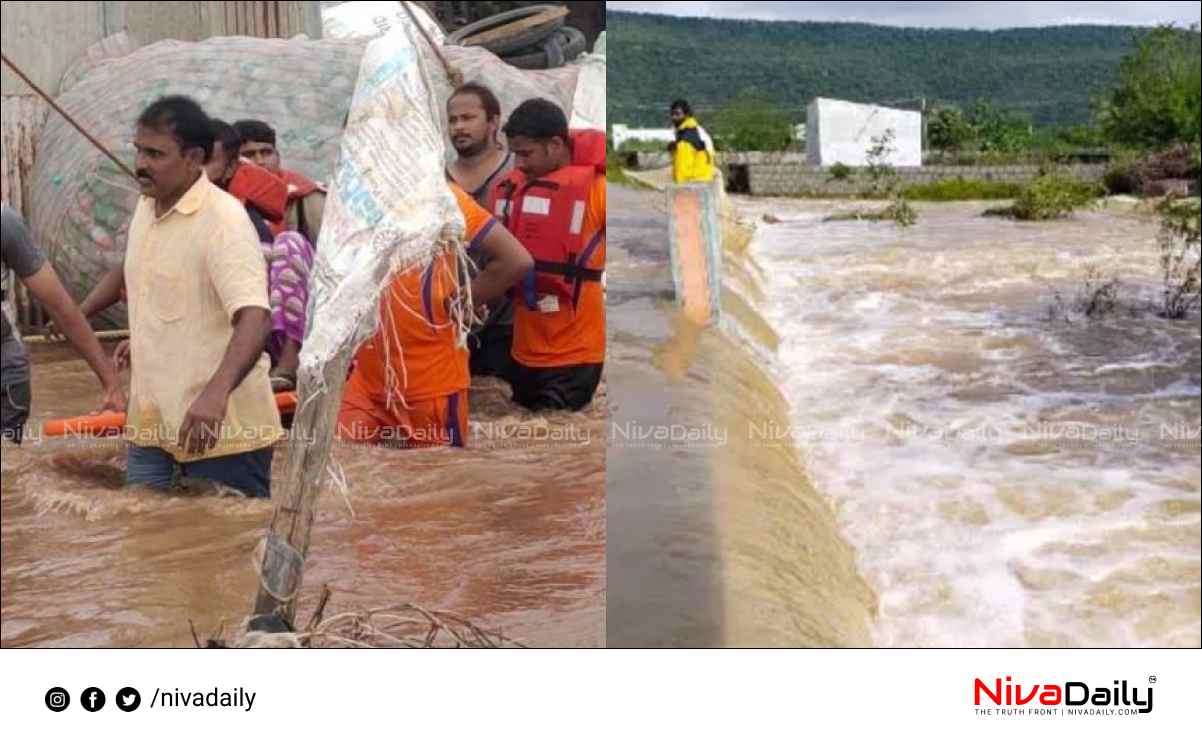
[{"xmin": 250, "ymin": 355, "xmax": 353, "ymax": 629}]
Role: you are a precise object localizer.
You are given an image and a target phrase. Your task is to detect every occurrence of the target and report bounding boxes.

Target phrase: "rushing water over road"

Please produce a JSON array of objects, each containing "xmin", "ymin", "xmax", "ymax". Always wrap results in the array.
[{"xmin": 734, "ymin": 197, "xmax": 1200, "ymax": 647}]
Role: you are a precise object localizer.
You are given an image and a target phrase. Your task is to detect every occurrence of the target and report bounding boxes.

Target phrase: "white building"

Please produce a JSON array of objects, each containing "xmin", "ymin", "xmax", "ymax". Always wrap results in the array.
[
  {"xmin": 806, "ymin": 98, "xmax": 921, "ymax": 167},
  {"xmin": 612, "ymin": 124, "xmax": 675, "ymax": 152}
]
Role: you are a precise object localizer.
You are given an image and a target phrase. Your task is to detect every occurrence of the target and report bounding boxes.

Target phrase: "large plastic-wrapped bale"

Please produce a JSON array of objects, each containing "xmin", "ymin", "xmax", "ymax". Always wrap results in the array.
[
  {"xmin": 569, "ymin": 32, "xmax": 605, "ymax": 130},
  {"xmin": 26, "ymin": 35, "xmax": 370, "ymax": 329}
]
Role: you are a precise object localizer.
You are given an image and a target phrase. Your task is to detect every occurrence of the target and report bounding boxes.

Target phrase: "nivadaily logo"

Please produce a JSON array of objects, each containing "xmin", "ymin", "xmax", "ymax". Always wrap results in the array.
[{"xmin": 974, "ymin": 675, "xmax": 1155, "ymax": 716}]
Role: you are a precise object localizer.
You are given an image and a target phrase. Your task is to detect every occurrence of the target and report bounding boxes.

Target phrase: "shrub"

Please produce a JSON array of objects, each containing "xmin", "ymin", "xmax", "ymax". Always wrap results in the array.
[
  {"xmin": 1103, "ymin": 157, "xmax": 1142, "ymax": 195},
  {"xmin": 617, "ymin": 137, "xmax": 671, "ymax": 154},
  {"xmin": 828, "ymin": 162, "xmax": 853, "ymax": 181},
  {"xmin": 1158, "ymin": 197, "xmax": 1201, "ymax": 319},
  {"xmin": 902, "ymin": 178, "xmax": 1022, "ymax": 201},
  {"xmin": 863, "ymin": 129, "xmax": 898, "ymax": 195},
  {"xmin": 823, "ymin": 195, "xmax": 917, "ymax": 227},
  {"xmin": 990, "ymin": 174, "xmax": 1105, "ymax": 220},
  {"xmin": 1049, "ymin": 266, "xmax": 1124, "ymax": 322},
  {"xmin": 880, "ymin": 195, "xmax": 918, "ymax": 227},
  {"xmin": 1076, "ymin": 266, "xmax": 1123, "ymax": 318},
  {"xmin": 709, "ymin": 94, "xmax": 795, "ymax": 152},
  {"xmin": 927, "ymin": 107, "xmax": 974, "ymax": 152}
]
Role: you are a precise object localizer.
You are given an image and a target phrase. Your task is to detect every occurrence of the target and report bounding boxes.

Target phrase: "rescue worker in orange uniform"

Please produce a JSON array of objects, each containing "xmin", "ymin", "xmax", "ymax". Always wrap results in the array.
[{"xmin": 336, "ymin": 184, "xmax": 532, "ymax": 448}]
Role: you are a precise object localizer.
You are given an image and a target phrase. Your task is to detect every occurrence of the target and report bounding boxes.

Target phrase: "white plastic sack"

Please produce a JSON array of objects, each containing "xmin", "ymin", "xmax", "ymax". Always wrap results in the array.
[
  {"xmin": 301, "ymin": 21, "xmax": 463, "ymax": 373},
  {"xmin": 324, "ymin": 2, "xmax": 587, "ymax": 145}
]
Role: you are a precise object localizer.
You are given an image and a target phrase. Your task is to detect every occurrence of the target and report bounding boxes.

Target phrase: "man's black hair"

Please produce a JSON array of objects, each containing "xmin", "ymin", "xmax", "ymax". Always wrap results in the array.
[
  {"xmin": 208, "ymin": 118, "xmax": 242, "ymax": 162},
  {"xmin": 451, "ymin": 82, "xmax": 503, "ymax": 121},
  {"xmin": 136, "ymin": 95, "xmax": 214, "ymax": 160},
  {"xmin": 233, "ymin": 119, "xmax": 277, "ymax": 146},
  {"xmin": 670, "ymin": 99, "xmax": 692, "ymax": 116},
  {"xmin": 501, "ymin": 98, "xmax": 569, "ymax": 143}
]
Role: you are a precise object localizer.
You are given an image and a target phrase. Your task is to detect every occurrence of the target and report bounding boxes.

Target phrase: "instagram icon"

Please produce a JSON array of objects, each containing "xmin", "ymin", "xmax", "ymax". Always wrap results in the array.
[{"xmin": 44, "ymin": 687, "xmax": 70, "ymax": 712}]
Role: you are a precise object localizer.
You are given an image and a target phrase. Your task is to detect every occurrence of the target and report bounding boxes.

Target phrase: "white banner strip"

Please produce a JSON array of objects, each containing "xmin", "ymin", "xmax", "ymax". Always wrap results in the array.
[{"xmin": 0, "ymin": 649, "xmax": 1197, "ymax": 741}]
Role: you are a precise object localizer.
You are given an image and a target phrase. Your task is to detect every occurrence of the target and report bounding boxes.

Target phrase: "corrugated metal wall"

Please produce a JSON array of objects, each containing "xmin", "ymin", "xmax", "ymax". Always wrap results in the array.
[
  {"xmin": 1, "ymin": 96, "xmax": 51, "ymax": 332},
  {"xmin": 0, "ymin": 96, "xmax": 47, "ymax": 215},
  {"xmin": 1, "ymin": 2, "xmax": 109, "ymax": 97}
]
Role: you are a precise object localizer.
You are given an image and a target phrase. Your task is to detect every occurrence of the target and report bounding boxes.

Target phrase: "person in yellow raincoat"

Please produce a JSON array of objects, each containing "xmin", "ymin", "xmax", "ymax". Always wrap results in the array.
[{"xmin": 669, "ymin": 99, "xmax": 715, "ymax": 184}]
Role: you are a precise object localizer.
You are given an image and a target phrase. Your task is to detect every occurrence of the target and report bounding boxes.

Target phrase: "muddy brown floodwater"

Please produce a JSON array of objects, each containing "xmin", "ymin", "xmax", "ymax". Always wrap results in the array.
[{"xmin": 1, "ymin": 341, "xmax": 605, "ymax": 647}]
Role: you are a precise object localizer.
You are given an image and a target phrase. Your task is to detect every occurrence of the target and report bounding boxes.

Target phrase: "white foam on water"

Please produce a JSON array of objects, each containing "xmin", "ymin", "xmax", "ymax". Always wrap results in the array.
[{"xmin": 733, "ymin": 200, "xmax": 1201, "ymax": 647}]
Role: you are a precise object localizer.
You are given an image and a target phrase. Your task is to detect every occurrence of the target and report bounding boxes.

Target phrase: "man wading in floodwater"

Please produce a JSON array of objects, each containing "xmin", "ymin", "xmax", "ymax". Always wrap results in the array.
[
  {"xmin": 494, "ymin": 99, "xmax": 607, "ymax": 411},
  {"xmin": 445, "ymin": 82, "xmax": 518, "ymax": 383},
  {"xmin": 122, "ymin": 96, "xmax": 282, "ymax": 497}
]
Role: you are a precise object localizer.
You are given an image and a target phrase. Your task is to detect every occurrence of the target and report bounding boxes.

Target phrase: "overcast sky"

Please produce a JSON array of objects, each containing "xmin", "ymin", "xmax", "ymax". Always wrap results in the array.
[{"xmin": 608, "ymin": 2, "xmax": 1201, "ymax": 29}]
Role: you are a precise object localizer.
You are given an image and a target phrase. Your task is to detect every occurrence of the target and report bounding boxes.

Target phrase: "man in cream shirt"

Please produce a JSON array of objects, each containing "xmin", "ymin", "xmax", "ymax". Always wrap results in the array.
[{"xmin": 123, "ymin": 96, "xmax": 282, "ymax": 498}]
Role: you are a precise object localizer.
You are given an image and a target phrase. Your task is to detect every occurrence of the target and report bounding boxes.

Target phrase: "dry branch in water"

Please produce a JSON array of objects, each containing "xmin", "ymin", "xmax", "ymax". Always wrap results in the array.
[
  {"xmin": 198, "ymin": 586, "xmax": 525, "ymax": 649},
  {"xmin": 298, "ymin": 604, "xmax": 526, "ymax": 649}
]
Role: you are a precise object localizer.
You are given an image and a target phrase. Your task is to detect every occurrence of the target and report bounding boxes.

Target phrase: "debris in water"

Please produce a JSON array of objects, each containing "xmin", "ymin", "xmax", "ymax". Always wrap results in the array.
[{"xmin": 200, "ymin": 585, "xmax": 524, "ymax": 649}]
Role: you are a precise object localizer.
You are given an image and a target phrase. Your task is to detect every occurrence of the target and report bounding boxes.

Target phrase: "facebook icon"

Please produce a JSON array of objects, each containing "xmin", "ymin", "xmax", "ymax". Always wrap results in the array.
[{"xmin": 81, "ymin": 687, "xmax": 106, "ymax": 712}]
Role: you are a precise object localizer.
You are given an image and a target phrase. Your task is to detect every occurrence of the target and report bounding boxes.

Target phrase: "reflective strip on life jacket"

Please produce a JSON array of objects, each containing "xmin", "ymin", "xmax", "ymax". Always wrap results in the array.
[
  {"xmin": 569, "ymin": 201, "xmax": 586, "ymax": 235},
  {"xmin": 522, "ymin": 195, "xmax": 552, "ymax": 216}
]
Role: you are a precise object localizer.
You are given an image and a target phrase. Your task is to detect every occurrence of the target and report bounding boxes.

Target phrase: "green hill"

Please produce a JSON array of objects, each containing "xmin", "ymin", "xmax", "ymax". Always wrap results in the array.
[{"xmin": 608, "ymin": 11, "xmax": 1171, "ymax": 129}]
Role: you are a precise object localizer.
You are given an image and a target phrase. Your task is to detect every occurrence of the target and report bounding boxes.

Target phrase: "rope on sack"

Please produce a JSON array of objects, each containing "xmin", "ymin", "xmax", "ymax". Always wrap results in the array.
[{"xmin": 399, "ymin": 2, "xmax": 464, "ymax": 87}]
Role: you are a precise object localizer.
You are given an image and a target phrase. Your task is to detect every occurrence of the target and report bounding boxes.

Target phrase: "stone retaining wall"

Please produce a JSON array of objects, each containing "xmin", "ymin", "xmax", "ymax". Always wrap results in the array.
[
  {"xmin": 743, "ymin": 163, "xmax": 1109, "ymax": 196},
  {"xmin": 625, "ymin": 151, "xmax": 1109, "ymax": 196}
]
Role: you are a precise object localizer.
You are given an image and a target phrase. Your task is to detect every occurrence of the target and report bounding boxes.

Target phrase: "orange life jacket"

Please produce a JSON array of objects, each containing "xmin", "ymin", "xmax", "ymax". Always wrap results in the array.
[
  {"xmin": 280, "ymin": 169, "xmax": 326, "ymax": 243},
  {"xmin": 492, "ymin": 129, "xmax": 606, "ymax": 310},
  {"xmin": 225, "ymin": 159, "xmax": 289, "ymax": 231},
  {"xmin": 281, "ymin": 169, "xmax": 326, "ymax": 200}
]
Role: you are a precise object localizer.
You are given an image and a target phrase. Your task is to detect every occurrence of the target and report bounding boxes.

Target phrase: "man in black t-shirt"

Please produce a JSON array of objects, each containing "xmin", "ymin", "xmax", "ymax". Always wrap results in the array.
[{"xmin": 445, "ymin": 83, "xmax": 518, "ymax": 383}]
